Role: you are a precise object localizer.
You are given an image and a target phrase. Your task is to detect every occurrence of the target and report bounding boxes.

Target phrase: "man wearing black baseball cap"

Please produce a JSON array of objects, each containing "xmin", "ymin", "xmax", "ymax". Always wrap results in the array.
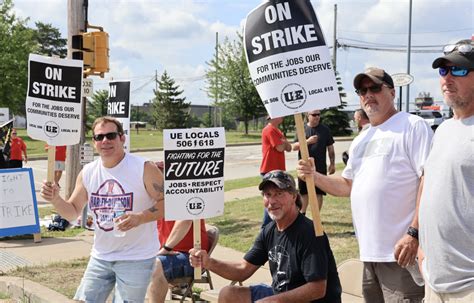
[
  {"xmin": 298, "ymin": 66, "xmax": 434, "ymax": 302},
  {"xmin": 190, "ymin": 170, "xmax": 341, "ymax": 302},
  {"xmin": 418, "ymin": 39, "xmax": 474, "ymax": 302}
]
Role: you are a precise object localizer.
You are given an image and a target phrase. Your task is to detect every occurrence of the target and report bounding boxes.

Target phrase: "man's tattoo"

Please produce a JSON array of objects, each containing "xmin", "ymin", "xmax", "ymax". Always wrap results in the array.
[
  {"xmin": 153, "ymin": 182, "xmax": 164, "ymax": 193},
  {"xmin": 148, "ymin": 206, "xmax": 158, "ymax": 213}
]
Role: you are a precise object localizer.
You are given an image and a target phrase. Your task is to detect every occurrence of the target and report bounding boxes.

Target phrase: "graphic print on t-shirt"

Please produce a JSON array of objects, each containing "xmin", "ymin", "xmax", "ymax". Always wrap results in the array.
[
  {"xmin": 268, "ymin": 245, "xmax": 291, "ymax": 292},
  {"xmin": 89, "ymin": 179, "xmax": 133, "ymax": 232}
]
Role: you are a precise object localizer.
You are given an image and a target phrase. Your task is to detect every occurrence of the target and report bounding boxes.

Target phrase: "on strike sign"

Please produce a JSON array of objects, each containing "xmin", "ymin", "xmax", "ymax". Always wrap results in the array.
[
  {"xmin": 26, "ymin": 54, "xmax": 83, "ymax": 145},
  {"xmin": 244, "ymin": 0, "xmax": 340, "ymax": 118},
  {"xmin": 107, "ymin": 81, "xmax": 131, "ymax": 152},
  {"xmin": 163, "ymin": 128, "xmax": 225, "ymax": 220}
]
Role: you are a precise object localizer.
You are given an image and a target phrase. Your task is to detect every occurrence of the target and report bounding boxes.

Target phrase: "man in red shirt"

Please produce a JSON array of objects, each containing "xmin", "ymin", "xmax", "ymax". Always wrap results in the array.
[
  {"xmin": 8, "ymin": 129, "xmax": 27, "ymax": 168},
  {"xmin": 260, "ymin": 116, "xmax": 292, "ymax": 226},
  {"xmin": 148, "ymin": 219, "xmax": 209, "ymax": 302}
]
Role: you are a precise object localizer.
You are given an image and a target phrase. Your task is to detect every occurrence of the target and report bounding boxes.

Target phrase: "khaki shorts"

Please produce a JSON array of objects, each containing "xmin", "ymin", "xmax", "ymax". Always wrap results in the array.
[{"xmin": 425, "ymin": 284, "xmax": 474, "ymax": 302}]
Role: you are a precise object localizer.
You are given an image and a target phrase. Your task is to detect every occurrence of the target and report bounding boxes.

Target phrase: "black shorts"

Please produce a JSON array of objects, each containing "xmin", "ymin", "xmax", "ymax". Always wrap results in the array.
[{"xmin": 298, "ymin": 178, "xmax": 326, "ymax": 196}]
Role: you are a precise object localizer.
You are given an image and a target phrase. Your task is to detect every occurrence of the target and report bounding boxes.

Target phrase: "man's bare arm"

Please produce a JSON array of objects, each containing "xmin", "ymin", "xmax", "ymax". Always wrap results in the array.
[
  {"xmin": 40, "ymin": 171, "xmax": 88, "ymax": 221},
  {"xmin": 297, "ymin": 158, "xmax": 352, "ymax": 197},
  {"xmin": 258, "ymin": 280, "xmax": 327, "ymax": 303}
]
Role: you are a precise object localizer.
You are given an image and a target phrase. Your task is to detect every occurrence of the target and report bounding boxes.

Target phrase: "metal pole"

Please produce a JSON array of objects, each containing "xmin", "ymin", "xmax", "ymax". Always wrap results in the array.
[
  {"xmin": 214, "ymin": 32, "xmax": 218, "ymax": 127},
  {"xmin": 399, "ymin": 87, "xmax": 403, "ymax": 111},
  {"xmin": 405, "ymin": 0, "xmax": 413, "ymax": 112},
  {"xmin": 333, "ymin": 4, "xmax": 337, "ymax": 71}
]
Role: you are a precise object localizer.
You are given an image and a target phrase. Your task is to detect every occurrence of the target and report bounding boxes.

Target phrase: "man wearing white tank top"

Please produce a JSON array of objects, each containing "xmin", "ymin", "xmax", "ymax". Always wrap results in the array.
[{"xmin": 41, "ymin": 116, "xmax": 165, "ymax": 303}]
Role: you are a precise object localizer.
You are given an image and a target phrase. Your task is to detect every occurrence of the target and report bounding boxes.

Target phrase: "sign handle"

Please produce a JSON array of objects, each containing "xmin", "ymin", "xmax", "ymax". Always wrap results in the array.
[
  {"xmin": 294, "ymin": 114, "xmax": 324, "ymax": 236},
  {"xmin": 193, "ymin": 219, "xmax": 202, "ymax": 279}
]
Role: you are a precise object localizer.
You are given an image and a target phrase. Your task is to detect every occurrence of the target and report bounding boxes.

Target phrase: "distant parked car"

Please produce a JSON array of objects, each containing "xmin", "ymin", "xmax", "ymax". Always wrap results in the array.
[{"xmin": 410, "ymin": 110, "xmax": 444, "ymax": 131}]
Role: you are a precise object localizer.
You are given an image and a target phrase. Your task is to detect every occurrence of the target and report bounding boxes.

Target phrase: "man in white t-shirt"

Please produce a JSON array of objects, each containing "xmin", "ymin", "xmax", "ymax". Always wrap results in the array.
[
  {"xmin": 297, "ymin": 67, "xmax": 433, "ymax": 303},
  {"xmin": 41, "ymin": 116, "xmax": 165, "ymax": 303},
  {"xmin": 418, "ymin": 39, "xmax": 474, "ymax": 302}
]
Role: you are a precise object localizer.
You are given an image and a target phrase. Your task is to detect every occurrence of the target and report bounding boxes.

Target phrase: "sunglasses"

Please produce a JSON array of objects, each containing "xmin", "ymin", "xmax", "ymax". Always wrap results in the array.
[
  {"xmin": 443, "ymin": 43, "xmax": 472, "ymax": 55},
  {"xmin": 355, "ymin": 84, "xmax": 384, "ymax": 96},
  {"xmin": 12, "ymin": 132, "xmax": 17, "ymax": 135},
  {"xmin": 309, "ymin": 113, "xmax": 321, "ymax": 117},
  {"xmin": 93, "ymin": 132, "xmax": 120, "ymax": 141},
  {"xmin": 439, "ymin": 66, "xmax": 474, "ymax": 77}
]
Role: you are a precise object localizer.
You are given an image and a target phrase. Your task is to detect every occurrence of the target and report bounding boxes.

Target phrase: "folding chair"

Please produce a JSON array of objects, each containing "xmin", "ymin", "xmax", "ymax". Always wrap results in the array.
[
  {"xmin": 337, "ymin": 258, "xmax": 364, "ymax": 302},
  {"xmin": 169, "ymin": 224, "xmax": 219, "ymax": 302}
]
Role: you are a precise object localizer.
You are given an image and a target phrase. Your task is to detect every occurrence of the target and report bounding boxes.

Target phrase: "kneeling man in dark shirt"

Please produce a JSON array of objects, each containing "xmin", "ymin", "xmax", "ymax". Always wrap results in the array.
[{"xmin": 190, "ymin": 170, "xmax": 341, "ymax": 303}]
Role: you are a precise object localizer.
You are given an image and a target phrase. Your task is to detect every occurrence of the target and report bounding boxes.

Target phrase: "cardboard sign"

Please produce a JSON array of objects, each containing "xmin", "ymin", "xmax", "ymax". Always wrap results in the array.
[
  {"xmin": 107, "ymin": 81, "xmax": 131, "ymax": 152},
  {"xmin": 25, "ymin": 54, "xmax": 83, "ymax": 145},
  {"xmin": 0, "ymin": 168, "xmax": 40, "ymax": 237},
  {"xmin": 244, "ymin": 0, "xmax": 340, "ymax": 118},
  {"xmin": 163, "ymin": 128, "xmax": 225, "ymax": 220}
]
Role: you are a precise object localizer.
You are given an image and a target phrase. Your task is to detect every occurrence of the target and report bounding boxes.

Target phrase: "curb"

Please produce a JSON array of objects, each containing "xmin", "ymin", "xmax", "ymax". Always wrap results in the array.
[{"xmin": 0, "ymin": 277, "xmax": 73, "ymax": 303}]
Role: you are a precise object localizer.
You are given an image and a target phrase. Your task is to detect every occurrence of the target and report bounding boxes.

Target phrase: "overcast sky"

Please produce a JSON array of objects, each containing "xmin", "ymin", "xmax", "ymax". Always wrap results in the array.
[{"xmin": 13, "ymin": 0, "xmax": 473, "ymax": 110}]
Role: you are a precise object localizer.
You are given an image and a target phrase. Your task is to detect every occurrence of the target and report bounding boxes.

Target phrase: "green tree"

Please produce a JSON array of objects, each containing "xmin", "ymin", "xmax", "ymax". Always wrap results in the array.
[
  {"xmin": 33, "ymin": 22, "xmax": 67, "ymax": 57},
  {"xmin": 151, "ymin": 71, "xmax": 190, "ymax": 129},
  {"xmin": 0, "ymin": 0, "xmax": 37, "ymax": 115},
  {"xmin": 206, "ymin": 35, "xmax": 265, "ymax": 134},
  {"xmin": 321, "ymin": 71, "xmax": 352, "ymax": 136},
  {"xmin": 86, "ymin": 89, "xmax": 109, "ymax": 133}
]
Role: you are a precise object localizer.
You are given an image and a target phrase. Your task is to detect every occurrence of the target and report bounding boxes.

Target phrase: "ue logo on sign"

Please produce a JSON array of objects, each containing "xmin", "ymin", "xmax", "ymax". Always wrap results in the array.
[
  {"xmin": 44, "ymin": 121, "xmax": 60, "ymax": 138},
  {"xmin": 280, "ymin": 83, "xmax": 307, "ymax": 109},
  {"xmin": 186, "ymin": 197, "xmax": 205, "ymax": 216}
]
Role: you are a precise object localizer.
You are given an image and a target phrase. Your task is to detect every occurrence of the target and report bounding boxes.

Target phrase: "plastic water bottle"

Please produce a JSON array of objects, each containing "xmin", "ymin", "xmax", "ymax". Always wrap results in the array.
[{"xmin": 113, "ymin": 200, "xmax": 126, "ymax": 237}]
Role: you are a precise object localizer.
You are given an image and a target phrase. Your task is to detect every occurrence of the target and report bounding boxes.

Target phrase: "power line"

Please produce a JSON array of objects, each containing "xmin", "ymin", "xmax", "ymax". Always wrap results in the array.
[
  {"xmin": 339, "ymin": 27, "xmax": 473, "ymax": 35},
  {"xmin": 338, "ymin": 43, "xmax": 440, "ymax": 53}
]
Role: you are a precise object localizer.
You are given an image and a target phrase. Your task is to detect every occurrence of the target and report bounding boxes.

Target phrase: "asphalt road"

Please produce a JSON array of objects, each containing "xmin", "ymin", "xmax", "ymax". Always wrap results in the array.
[{"xmin": 26, "ymin": 140, "xmax": 352, "ymax": 193}]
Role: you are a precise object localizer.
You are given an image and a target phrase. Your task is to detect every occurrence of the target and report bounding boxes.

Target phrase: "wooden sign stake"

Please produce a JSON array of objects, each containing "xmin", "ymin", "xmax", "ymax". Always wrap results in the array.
[
  {"xmin": 294, "ymin": 114, "xmax": 324, "ymax": 236},
  {"xmin": 193, "ymin": 219, "xmax": 202, "ymax": 279}
]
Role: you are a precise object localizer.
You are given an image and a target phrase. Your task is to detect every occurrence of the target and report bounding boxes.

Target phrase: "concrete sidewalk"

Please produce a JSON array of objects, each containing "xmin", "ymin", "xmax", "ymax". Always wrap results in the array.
[{"xmin": 0, "ymin": 187, "xmax": 267, "ymax": 302}]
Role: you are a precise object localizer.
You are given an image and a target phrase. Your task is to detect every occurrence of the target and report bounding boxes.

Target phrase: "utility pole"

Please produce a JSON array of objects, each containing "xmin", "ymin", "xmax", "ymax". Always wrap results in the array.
[
  {"xmin": 333, "ymin": 4, "xmax": 337, "ymax": 71},
  {"xmin": 214, "ymin": 32, "xmax": 219, "ymax": 127},
  {"xmin": 155, "ymin": 69, "xmax": 158, "ymax": 92},
  {"xmin": 65, "ymin": 0, "xmax": 86, "ymax": 200},
  {"xmin": 406, "ymin": 0, "xmax": 413, "ymax": 112}
]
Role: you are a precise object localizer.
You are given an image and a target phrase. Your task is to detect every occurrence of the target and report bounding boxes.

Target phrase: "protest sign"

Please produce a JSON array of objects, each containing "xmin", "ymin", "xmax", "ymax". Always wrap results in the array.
[
  {"xmin": 0, "ymin": 168, "xmax": 40, "ymax": 240},
  {"xmin": 107, "ymin": 81, "xmax": 131, "ymax": 152},
  {"xmin": 164, "ymin": 127, "xmax": 225, "ymax": 278},
  {"xmin": 26, "ymin": 54, "xmax": 83, "ymax": 145},
  {"xmin": 244, "ymin": 0, "xmax": 333, "ymax": 236},
  {"xmin": 244, "ymin": 0, "xmax": 340, "ymax": 118},
  {"xmin": 163, "ymin": 127, "xmax": 225, "ymax": 220}
]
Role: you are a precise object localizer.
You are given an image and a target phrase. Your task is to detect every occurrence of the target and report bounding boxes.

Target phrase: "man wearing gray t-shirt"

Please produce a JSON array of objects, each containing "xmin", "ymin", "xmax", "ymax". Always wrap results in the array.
[{"xmin": 418, "ymin": 39, "xmax": 474, "ymax": 302}]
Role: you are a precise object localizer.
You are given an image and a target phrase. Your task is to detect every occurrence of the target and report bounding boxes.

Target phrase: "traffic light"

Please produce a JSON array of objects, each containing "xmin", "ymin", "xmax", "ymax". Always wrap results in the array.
[{"xmin": 72, "ymin": 31, "xmax": 110, "ymax": 77}]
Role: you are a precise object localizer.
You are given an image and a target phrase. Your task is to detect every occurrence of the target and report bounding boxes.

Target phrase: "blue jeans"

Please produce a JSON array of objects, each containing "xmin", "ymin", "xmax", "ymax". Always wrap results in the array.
[
  {"xmin": 250, "ymin": 284, "xmax": 274, "ymax": 302},
  {"xmin": 157, "ymin": 252, "xmax": 194, "ymax": 281},
  {"xmin": 74, "ymin": 256, "xmax": 155, "ymax": 303}
]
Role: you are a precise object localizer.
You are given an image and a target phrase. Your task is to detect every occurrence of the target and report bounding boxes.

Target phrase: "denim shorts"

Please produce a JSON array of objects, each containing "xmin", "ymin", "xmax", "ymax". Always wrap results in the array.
[
  {"xmin": 157, "ymin": 252, "xmax": 194, "ymax": 281},
  {"xmin": 74, "ymin": 256, "xmax": 155, "ymax": 303},
  {"xmin": 250, "ymin": 283, "xmax": 274, "ymax": 302}
]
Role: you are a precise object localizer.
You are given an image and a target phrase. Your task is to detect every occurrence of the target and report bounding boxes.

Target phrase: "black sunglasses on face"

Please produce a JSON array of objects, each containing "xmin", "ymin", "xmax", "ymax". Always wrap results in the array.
[
  {"xmin": 355, "ymin": 84, "xmax": 384, "ymax": 96},
  {"xmin": 309, "ymin": 113, "xmax": 321, "ymax": 117},
  {"xmin": 93, "ymin": 132, "xmax": 120, "ymax": 141},
  {"xmin": 439, "ymin": 66, "xmax": 474, "ymax": 77}
]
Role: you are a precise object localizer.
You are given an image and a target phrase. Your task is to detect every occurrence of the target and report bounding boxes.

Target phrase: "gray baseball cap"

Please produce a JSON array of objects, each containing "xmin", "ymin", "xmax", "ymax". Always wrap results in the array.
[
  {"xmin": 432, "ymin": 39, "xmax": 474, "ymax": 69},
  {"xmin": 259, "ymin": 170, "xmax": 297, "ymax": 192}
]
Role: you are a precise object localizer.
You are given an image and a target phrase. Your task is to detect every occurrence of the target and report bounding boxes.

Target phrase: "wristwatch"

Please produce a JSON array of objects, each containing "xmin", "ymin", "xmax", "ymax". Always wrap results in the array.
[
  {"xmin": 163, "ymin": 244, "xmax": 173, "ymax": 252},
  {"xmin": 407, "ymin": 226, "xmax": 418, "ymax": 240}
]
